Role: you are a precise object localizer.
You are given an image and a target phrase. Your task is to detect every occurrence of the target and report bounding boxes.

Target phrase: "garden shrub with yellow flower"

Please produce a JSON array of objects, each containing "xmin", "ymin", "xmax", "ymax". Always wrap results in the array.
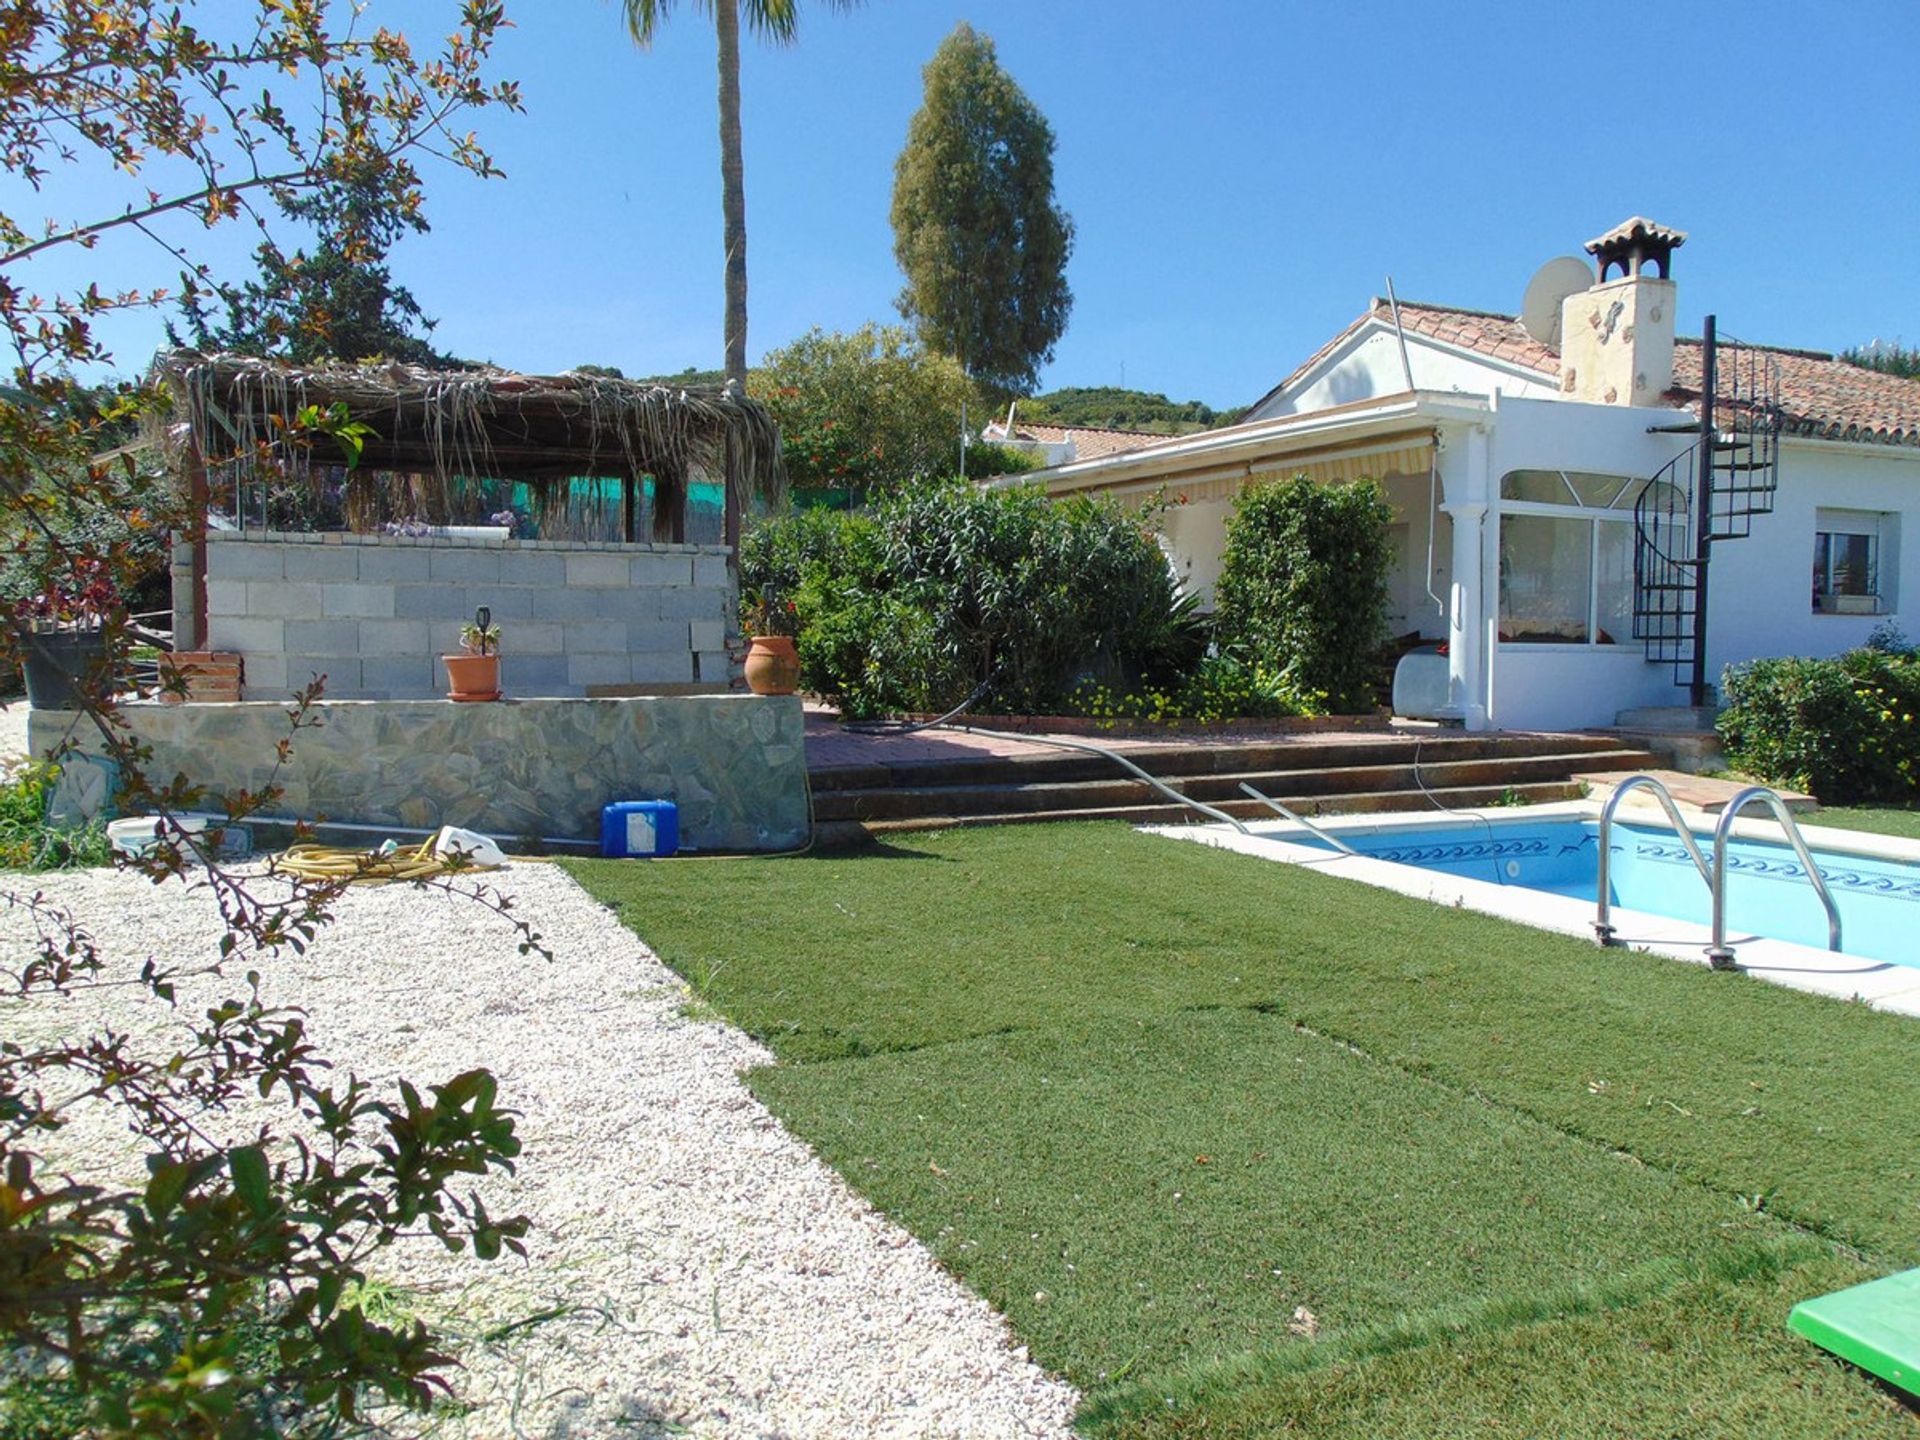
[{"xmin": 1719, "ymin": 640, "xmax": 1920, "ymax": 803}]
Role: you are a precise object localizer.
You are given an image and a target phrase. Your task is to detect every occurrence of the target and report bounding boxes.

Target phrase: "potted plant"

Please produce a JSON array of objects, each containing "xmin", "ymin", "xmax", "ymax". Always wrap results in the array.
[
  {"xmin": 443, "ymin": 606, "xmax": 502, "ymax": 701},
  {"xmin": 741, "ymin": 586, "xmax": 801, "ymax": 696}
]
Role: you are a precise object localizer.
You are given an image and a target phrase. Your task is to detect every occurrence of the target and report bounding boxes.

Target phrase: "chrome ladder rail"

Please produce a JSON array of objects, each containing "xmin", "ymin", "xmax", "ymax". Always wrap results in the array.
[
  {"xmin": 1594, "ymin": 775, "xmax": 1713, "ymax": 946},
  {"xmin": 1706, "ymin": 787, "xmax": 1841, "ymax": 969}
]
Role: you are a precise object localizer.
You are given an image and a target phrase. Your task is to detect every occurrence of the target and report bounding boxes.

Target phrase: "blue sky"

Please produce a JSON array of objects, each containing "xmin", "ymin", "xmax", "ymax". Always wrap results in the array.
[{"xmin": 29, "ymin": 0, "xmax": 1920, "ymax": 406}]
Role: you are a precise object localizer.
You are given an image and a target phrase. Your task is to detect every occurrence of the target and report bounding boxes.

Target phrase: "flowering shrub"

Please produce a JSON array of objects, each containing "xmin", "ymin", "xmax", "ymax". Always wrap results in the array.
[
  {"xmin": 1065, "ymin": 656, "xmax": 1323, "ymax": 727},
  {"xmin": 0, "ymin": 4, "xmax": 532, "ymax": 1431},
  {"xmin": 1718, "ymin": 648, "xmax": 1920, "ymax": 802}
]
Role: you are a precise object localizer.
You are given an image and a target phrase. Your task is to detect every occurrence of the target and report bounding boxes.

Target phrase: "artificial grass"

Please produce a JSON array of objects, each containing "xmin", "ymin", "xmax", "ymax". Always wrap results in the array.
[
  {"xmin": 1812, "ymin": 803, "xmax": 1920, "ymax": 843},
  {"xmin": 1088, "ymin": 1248, "xmax": 1908, "ymax": 1438},
  {"xmin": 750, "ymin": 1008, "xmax": 1780, "ymax": 1386},
  {"xmin": 567, "ymin": 822, "xmax": 1920, "ymax": 1434},
  {"xmin": 573, "ymin": 824, "xmax": 1920, "ymax": 1259}
]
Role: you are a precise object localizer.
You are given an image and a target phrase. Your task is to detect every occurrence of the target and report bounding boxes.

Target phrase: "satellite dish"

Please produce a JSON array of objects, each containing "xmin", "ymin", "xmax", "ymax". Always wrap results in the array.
[{"xmin": 1519, "ymin": 256, "xmax": 1594, "ymax": 347}]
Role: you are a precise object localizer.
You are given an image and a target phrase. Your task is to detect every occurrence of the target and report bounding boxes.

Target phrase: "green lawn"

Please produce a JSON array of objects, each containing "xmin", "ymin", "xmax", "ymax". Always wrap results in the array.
[
  {"xmin": 1812, "ymin": 803, "xmax": 1920, "ymax": 842},
  {"xmin": 567, "ymin": 823, "xmax": 1920, "ymax": 1435}
]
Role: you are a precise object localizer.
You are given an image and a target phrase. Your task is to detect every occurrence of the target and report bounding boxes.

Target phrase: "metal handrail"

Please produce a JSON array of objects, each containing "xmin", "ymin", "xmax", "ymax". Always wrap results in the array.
[
  {"xmin": 1238, "ymin": 783, "xmax": 1358, "ymax": 856},
  {"xmin": 1706, "ymin": 787, "xmax": 1842, "ymax": 969},
  {"xmin": 1594, "ymin": 774, "xmax": 1713, "ymax": 945}
]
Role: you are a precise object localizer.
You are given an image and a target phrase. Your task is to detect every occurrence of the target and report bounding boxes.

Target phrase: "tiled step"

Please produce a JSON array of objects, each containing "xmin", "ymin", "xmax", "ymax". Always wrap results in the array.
[
  {"xmin": 844, "ymin": 781, "xmax": 1592, "ymax": 839},
  {"xmin": 808, "ymin": 730, "xmax": 1638, "ymax": 796},
  {"xmin": 810, "ymin": 749, "xmax": 1656, "ymax": 824},
  {"xmin": 805, "ymin": 725, "xmax": 1655, "ymax": 845}
]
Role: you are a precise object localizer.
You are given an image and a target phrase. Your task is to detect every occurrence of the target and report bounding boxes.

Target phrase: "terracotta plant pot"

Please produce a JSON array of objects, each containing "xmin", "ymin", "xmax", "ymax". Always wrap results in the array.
[
  {"xmin": 743, "ymin": 635, "xmax": 800, "ymax": 696},
  {"xmin": 443, "ymin": 653, "xmax": 502, "ymax": 702}
]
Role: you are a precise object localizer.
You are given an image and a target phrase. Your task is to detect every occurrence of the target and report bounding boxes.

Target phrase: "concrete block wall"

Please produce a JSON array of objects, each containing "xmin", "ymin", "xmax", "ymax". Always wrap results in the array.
[{"xmin": 191, "ymin": 533, "xmax": 735, "ymax": 700}]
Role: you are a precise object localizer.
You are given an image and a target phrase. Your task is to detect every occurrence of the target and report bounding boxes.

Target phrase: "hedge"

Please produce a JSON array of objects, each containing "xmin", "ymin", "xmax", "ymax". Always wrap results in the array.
[
  {"xmin": 1718, "ymin": 647, "xmax": 1920, "ymax": 803},
  {"xmin": 739, "ymin": 483, "xmax": 1201, "ymax": 720},
  {"xmin": 1212, "ymin": 475, "xmax": 1392, "ymax": 714}
]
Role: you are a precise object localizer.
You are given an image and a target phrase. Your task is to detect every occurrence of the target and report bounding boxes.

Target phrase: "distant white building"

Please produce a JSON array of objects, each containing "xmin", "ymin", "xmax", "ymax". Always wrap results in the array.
[
  {"xmin": 996, "ymin": 218, "xmax": 1920, "ymax": 731},
  {"xmin": 977, "ymin": 418, "xmax": 1168, "ymax": 469}
]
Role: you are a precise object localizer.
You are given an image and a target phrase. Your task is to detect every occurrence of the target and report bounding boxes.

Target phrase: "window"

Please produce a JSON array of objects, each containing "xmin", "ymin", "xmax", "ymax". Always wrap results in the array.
[
  {"xmin": 1500, "ymin": 470, "xmax": 1680, "ymax": 513},
  {"xmin": 1500, "ymin": 514, "xmax": 1592, "ymax": 642},
  {"xmin": 1813, "ymin": 509, "xmax": 1896, "ymax": 614},
  {"xmin": 1497, "ymin": 471, "xmax": 1647, "ymax": 646}
]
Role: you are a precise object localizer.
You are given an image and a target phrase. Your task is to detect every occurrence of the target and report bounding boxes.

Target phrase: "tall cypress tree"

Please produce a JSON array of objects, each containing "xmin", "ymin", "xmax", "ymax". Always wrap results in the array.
[
  {"xmin": 172, "ymin": 157, "xmax": 451, "ymax": 366},
  {"xmin": 890, "ymin": 23, "xmax": 1074, "ymax": 398}
]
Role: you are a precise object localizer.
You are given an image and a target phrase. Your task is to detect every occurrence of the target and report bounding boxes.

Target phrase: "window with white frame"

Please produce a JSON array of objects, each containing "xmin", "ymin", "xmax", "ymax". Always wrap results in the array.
[
  {"xmin": 1813, "ymin": 509, "xmax": 1898, "ymax": 614},
  {"xmin": 1497, "ymin": 470, "xmax": 1668, "ymax": 646}
]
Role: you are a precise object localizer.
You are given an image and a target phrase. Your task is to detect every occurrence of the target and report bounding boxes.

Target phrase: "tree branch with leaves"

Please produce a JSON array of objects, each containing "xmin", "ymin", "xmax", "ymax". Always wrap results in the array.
[{"xmin": 0, "ymin": 4, "xmax": 542, "ymax": 1432}]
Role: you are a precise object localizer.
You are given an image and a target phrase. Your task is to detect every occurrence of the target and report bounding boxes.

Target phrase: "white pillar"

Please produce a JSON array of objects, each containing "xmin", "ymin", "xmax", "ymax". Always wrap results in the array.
[
  {"xmin": 1440, "ymin": 424, "xmax": 1492, "ymax": 730},
  {"xmin": 1444, "ymin": 503, "xmax": 1489, "ymax": 728}
]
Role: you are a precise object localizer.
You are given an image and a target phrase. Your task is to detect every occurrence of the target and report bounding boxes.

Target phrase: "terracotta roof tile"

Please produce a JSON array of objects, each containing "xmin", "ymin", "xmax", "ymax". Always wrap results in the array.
[
  {"xmin": 1263, "ymin": 298, "xmax": 1561, "ymax": 407},
  {"xmin": 986, "ymin": 421, "xmax": 1173, "ymax": 461},
  {"xmin": 1585, "ymin": 216, "xmax": 1688, "ymax": 255},
  {"xmin": 1388, "ymin": 300, "xmax": 1564, "ymax": 375},
  {"xmin": 1669, "ymin": 342, "xmax": 1920, "ymax": 447},
  {"xmin": 1381, "ymin": 300, "xmax": 1920, "ymax": 448}
]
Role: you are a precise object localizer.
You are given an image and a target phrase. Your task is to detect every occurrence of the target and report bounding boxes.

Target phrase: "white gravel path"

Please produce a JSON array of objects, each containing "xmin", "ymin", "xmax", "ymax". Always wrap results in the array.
[
  {"xmin": 1, "ymin": 861, "xmax": 1080, "ymax": 1438},
  {"xmin": 0, "ymin": 701, "xmax": 27, "ymax": 771}
]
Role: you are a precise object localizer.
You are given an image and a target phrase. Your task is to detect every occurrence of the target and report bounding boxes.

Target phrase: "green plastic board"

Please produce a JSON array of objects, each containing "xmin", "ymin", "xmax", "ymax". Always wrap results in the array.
[{"xmin": 1789, "ymin": 1267, "xmax": 1920, "ymax": 1394}]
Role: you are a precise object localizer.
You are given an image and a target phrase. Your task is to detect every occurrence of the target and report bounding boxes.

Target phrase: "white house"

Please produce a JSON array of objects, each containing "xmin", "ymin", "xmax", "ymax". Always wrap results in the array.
[
  {"xmin": 977, "ymin": 417, "xmax": 1168, "ymax": 469},
  {"xmin": 998, "ymin": 218, "xmax": 1920, "ymax": 732}
]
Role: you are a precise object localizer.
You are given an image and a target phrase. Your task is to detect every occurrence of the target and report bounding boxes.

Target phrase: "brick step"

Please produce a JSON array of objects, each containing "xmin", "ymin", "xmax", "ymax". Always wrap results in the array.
[
  {"xmin": 809, "ymin": 750, "xmax": 1654, "ymax": 824},
  {"xmin": 807, "ymin": 730, "xmax": 1637, "ymax": 794},
  {"xmin": 843, "ymin": 781, "xmax": 1589, "ymax": 839}
]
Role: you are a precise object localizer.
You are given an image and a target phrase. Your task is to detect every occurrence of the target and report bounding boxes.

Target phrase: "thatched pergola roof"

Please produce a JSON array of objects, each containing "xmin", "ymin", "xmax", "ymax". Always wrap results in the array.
[{"xmin": 147, "ymin": 350, "xmax": 787, "ymax": 542}]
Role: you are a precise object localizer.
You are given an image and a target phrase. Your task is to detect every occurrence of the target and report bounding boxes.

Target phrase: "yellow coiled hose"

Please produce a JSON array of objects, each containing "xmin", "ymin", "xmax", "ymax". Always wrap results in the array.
[{"xmin": 276, "ymin": 839, "xmax": 503, "ymax": 885}]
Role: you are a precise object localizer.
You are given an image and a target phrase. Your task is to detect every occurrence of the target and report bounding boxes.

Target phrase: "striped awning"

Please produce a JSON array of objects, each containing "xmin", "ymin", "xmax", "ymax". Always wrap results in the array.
[{"xmin": 1101, "ymin": 436, "xmax": 1434, "ymax": 509}]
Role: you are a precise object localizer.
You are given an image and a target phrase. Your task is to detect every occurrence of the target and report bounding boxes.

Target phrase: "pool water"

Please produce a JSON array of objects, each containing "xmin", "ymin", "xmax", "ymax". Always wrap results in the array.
[{"xmin": 1268, "ymin": 817, "xmax": 1920, "ymax": 967}]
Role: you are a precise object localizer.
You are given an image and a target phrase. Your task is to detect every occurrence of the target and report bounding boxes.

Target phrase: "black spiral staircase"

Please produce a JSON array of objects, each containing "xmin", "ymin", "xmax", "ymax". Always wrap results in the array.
[{"xmin": 1631, "ymin": 316, "xmax": 1784, "ymax": 705}]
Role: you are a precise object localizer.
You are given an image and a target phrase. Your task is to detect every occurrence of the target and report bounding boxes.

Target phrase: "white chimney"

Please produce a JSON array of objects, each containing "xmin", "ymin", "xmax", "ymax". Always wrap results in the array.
[{"xmin": 1558, "ymin": 217, "xmax": 1685, "ymax": 407}]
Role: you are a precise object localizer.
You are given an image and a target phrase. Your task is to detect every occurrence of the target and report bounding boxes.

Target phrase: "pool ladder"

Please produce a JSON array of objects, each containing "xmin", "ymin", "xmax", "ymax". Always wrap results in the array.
[{"xmin": 1593, "ymin": 775, "xmax": 1841, "ymax": 970}]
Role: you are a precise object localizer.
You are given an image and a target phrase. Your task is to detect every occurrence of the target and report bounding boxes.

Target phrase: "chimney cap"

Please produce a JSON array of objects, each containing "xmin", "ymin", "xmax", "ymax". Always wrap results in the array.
[{"xmin": 1585, "ymin": 216, "xmax": 1688, "ymax": 281}]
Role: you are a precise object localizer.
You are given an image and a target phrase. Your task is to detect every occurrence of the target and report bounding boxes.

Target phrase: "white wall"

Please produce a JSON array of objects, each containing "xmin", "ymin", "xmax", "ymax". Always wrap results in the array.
[
  {"xmin": 1490, "ymin": 647, "xmax": 1684, "ymax": 731},
  {"xmin": 1479, "ymin": 408, "xmax": 1920, "ymax": 726},
  {"xmin": 1480, "ymin": 396, "xmax": 1696, "ymax": 727},
  {"xmin": 1253, "ymin": 327, "xmax": 1560, "ymax": 421},
  {"xmin": 1151, "ymin": 468, "xmax": 1446, "ymax": 623},
  {"xmin": 1704, "ymin": 439, "xmax": 1920, "ymax": 677},
  {"xmin": 1158, "ymin": 498, "xmax": 1232, "ymax": 605}
]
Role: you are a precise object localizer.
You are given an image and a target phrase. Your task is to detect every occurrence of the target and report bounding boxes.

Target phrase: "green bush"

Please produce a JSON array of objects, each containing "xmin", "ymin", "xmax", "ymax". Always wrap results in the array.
[
  {"xmin": 1719, "ymin": 649, "xmax": 1920, "ymax": 803},
  {"xmin": 1065, "ymin": 655, "xmax": 1322, "ymax": 727},
  {"xmin": 1212, "ymin": 474, "xmax": 1392, "ymax": 714},
  {"xmin": 960, "ymin": 440, "xmax": 1038, "ymax": 481},
  {"xmin": 741, "ymin": 483, "xmax": 1198, "ymax": 719},
  {"xmin": 0, "ymin": 761, "xmax": 113, "ymax": 870}
]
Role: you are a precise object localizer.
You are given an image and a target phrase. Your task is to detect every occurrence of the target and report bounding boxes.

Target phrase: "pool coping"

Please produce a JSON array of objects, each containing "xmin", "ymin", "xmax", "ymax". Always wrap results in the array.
[{"xmin": 1145, "ymin": 802, "xmax": 1920, "ymax": 1019}]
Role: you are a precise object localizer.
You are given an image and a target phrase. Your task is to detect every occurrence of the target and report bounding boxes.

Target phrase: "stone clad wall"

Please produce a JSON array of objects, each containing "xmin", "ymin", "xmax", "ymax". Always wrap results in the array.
[
  {"xmin": 30, "ymin": 695, "xmax": 807, "ymax": 851},
  {"xmin": 187, "ymin": 533, "xmax": 734, "ymax": 701}
]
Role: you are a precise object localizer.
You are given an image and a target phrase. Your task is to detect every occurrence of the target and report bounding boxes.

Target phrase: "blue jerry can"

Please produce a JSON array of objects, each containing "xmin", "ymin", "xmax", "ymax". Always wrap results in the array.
[{"xmin": 601, "ymin": 800, "xmax": 680, "ymax": 858}]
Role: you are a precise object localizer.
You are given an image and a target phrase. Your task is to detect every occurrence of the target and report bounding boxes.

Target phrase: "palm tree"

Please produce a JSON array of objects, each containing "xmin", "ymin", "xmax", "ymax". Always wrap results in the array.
[{"xmin": 619, "ymin": 0, "xmax": 854, "ymax": 391}]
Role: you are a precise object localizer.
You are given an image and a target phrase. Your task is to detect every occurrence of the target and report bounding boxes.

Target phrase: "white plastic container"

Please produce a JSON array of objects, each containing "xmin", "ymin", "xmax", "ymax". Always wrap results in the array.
[{"xmin": 106, "ymin": 814, "xmax": 210, "ymax": 859}]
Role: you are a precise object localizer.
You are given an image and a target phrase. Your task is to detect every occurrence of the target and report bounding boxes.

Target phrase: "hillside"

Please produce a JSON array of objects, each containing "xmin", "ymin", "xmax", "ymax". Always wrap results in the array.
[{"xmin": 1018, "ymin": 385, "xmax": 1245, "ymax": 435}]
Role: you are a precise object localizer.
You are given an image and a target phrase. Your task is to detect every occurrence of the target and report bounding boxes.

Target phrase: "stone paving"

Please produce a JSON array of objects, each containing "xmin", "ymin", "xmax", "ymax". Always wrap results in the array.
[{"xmin": 800, "ymin": 702, "xmax": 1423, "ymax": 769}]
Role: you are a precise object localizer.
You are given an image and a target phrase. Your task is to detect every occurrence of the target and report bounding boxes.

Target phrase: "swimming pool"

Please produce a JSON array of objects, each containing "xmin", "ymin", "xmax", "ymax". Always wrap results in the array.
[
  {"xmin": 1151, "ymin": 800, "xmax": 1920, "ymax": 998},
  {"xmin": 1262, "ymin": 811, "xmax": 1919, "ymax": 966}
]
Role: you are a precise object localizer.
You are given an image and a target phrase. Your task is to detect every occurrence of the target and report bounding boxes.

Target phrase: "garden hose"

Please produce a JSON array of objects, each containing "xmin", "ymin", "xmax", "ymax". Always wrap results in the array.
[{"xmin": 275, "ymin": 839, "xmax": 502, "ymax": 885}]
